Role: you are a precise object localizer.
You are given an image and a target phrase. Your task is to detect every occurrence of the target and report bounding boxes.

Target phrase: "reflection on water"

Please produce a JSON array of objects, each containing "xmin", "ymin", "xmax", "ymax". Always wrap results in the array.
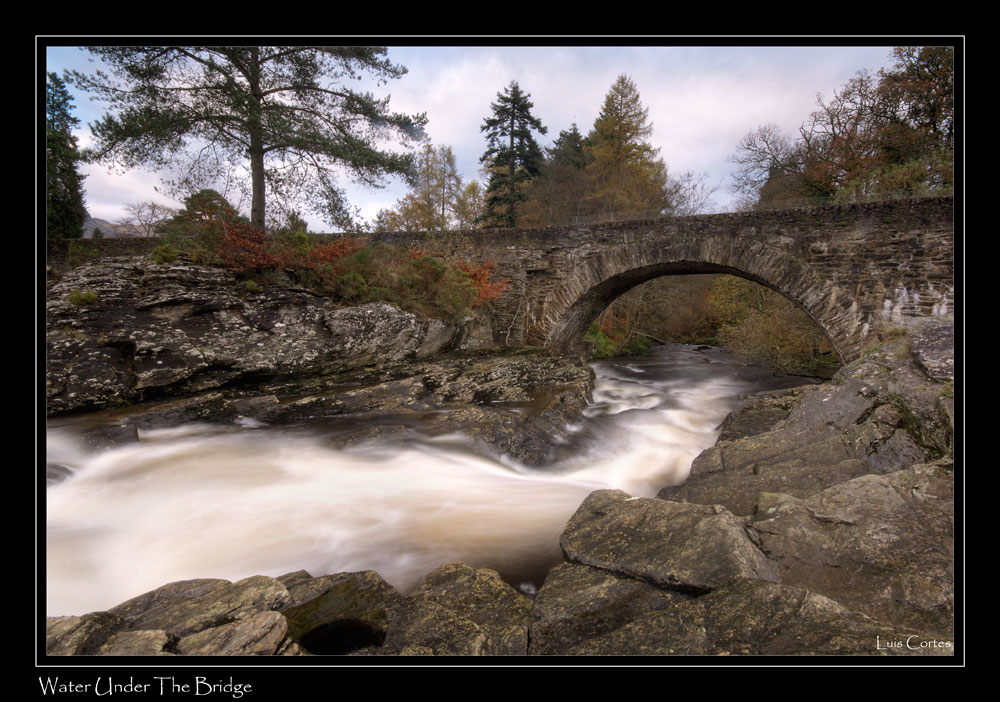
[{"xmin": 45, "ymin": 344, "xmax": 816, "ymax": 616}]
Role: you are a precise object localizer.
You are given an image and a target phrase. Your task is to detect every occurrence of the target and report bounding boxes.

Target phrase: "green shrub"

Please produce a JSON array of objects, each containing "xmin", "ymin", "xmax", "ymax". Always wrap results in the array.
[
  {"xmin": 68, "ymin": 289, "xmax": 98, "ymax": 306},
  {"xmin": 151, "ymin": 243, "xmax": 179, "ymax": 264},
  {"xmin": 585, "ymin": 321, "xmax": 616, "ymax": 358}
]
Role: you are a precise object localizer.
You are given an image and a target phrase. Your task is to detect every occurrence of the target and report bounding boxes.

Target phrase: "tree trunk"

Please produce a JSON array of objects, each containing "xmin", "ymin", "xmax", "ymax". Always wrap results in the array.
[
  {"xmin": 247, "ymin": 47, "xmax": 266, "ymax": 230},
  {"xmin": 249, "ymin": 140, "xmax": 266, "ymax": 229}
]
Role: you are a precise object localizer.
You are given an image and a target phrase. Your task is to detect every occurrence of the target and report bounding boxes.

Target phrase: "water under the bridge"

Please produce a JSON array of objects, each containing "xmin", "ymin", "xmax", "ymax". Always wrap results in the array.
[{"xmin": 45, "ymin": 343, "xmax": 820, "ymax": 617}]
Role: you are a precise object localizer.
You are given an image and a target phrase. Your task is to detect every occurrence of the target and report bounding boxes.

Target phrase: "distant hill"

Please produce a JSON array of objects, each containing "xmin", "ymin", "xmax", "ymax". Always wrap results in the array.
[{"xmin": 81, "ymin": 213, "xmax": 118, "ymax": 239}]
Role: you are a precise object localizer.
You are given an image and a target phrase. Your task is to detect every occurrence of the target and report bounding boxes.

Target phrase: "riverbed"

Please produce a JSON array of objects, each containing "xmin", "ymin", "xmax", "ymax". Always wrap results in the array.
[{"xmin": 45, "ymin": 344, "xmax": 820, "ymax": 617}]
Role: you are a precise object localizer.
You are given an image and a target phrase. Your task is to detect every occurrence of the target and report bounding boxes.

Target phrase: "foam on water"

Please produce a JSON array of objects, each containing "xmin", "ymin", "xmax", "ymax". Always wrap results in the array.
[{"xmin": 45, "ymin": 345, "xmax": 812, "ymax": 616}]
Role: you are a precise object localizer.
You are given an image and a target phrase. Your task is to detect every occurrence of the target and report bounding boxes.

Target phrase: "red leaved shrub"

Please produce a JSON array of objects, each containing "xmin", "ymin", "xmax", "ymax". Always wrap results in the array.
[
  {"xmin": 215, "ymin": 221, "xmax": 364, "ymax": 278},
  {"xmin": 457, "ymin": 260, "xmax": 509, "ymax": 307}
]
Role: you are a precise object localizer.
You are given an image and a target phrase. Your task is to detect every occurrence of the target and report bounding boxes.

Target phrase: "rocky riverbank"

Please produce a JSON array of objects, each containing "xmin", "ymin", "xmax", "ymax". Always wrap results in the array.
[
  {"xmin": 44, "ymin": 256, "xmax": 957, "ymax": 657},
  {"xmin": 45, "ymin": 255, "xmax": 593, "ymax": 466}
]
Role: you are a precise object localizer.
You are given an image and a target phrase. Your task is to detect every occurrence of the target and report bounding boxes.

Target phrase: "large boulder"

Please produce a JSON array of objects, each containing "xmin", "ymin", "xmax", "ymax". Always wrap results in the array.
[
  {"xmin": 410, "ymin": 562, "xmax": 533, "ymax": 655},
  {"xmin": 560, "ymin": 489, "xmax": 779, "ymax": 593},
  {"xmin": 554, "ymin": 578, "xmax": 952, "ymax": 656},
  {"xmin": 751, "ymin": 460, "xmax": 955, "ymax": 638},
  {"xmin": 46, "ymin": 576, "xmax": 292, "ymax": 656},
  {"xmin": 658, "ymin": 337, "xmax": 954, "ymax": 517}
]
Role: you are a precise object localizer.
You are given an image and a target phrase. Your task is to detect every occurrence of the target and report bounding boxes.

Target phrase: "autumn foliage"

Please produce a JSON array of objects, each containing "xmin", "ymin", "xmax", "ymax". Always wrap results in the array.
[
  {"xmin": 215, "ymin": 220, "xmax": 363, "ymax": 278},
  {"xmin": 456, "ymin": 260, "xmax": 509, "ymax": 307},
  {"xmin": 210, "ymin": 220, "xmax": 507, "ymax": 321}
]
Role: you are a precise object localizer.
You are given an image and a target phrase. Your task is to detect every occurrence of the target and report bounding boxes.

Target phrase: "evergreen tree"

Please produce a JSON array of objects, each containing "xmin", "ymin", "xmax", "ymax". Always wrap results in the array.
[
  {"xmin": 585, "ymin": 74, "xmax": 670, "ymax": 221},
  {"xmin": 66, "ymin": 46, "xmax": 427, "ymax": 230},
  {"xmin": 478, "ymin": 80, "xmax": 547, "ymax": 227},
  {"xmin": 517, "ymin": 123, "xmax": 594, "ymax": 226},
  {"xmin": 548, "ymin": 123, "xmax": 591, "ymax": 169},
  {"xmin": 46, "ymin": 72, "xmax": 87, "ymax": 239}
]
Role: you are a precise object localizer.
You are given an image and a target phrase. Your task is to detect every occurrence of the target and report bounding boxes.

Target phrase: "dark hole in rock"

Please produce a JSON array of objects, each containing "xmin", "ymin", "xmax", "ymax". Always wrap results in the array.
[{"xmin": 299, "ymin": 619, "xmax": 386, "ymax": 655}]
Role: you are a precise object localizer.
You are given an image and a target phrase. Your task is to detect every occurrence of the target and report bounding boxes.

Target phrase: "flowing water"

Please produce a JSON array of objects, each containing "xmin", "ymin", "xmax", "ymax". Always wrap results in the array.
[{"xmin": 44, "ymin": 344, "xmax": 819, "ymax": 617}]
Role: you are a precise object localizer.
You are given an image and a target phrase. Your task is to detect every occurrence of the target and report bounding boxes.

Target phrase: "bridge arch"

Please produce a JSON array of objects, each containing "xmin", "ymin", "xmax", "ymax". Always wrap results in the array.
[{"xmin": 542, "ymin": 236, "xmax": 864, "ymax": 363}]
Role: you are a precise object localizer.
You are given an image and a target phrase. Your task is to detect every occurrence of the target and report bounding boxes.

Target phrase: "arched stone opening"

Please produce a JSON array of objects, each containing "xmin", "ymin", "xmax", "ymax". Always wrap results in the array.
[{"xmin": 542, "ymin": 238, "xmax": 860, "ymax": 363}]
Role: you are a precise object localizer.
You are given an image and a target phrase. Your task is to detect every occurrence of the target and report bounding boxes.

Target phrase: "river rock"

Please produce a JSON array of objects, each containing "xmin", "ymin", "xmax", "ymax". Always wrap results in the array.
[
  {"xmin": 109, "ymin": 575, "xmax": 289, "ymax": 637},
  {"xmin": 280, "ymin": 570, "xmax": 401, "ymax": 654},
  {"xmin": 558, "ymin": 578, "xmax": 951, "ymax": 656},
  {"xmin": 45, "ymin": 256, "xmax": 464, "ymax": 414},
  {"xmin": 174, "ymin": 611, "xmax": 288, "ymax": 656},
  {"xmin": 560, "ymin": 490, "xmax": 779, "ymax": 592},
  {"xmin": 411, "ymin": 561, "xmax": 532, "ymax": 655},
  {"xmin": 50, "ymin": 348, "xmax": 594, "ymax": 467},
  {"xmin": 352, "ymin": 597, "xmax": 488, "ymax": 656},
  {"xmin": 106, "ymin": 578, "xmax": 232, "ymax": 622},
  {"xmin": 657, "ymin": 337, "xmax": 953, "ymax": 517},
  {"xmin": 750, "ymin": 460, "xmax": 954, "ymax": 638},
  {"xmin": 279, "ymin": 569, "xmax": 489, "ymax": 656},
  {"xmin": 97, "ymin": 629, "xmax": 177, "ymax": 656},
  {"xmin": 46, "ymin": 611, "xmax": 126, "ymax": 655},
  {"xmin": 528, "ymin": 562, "xmax": 691, "ymax": 655}
]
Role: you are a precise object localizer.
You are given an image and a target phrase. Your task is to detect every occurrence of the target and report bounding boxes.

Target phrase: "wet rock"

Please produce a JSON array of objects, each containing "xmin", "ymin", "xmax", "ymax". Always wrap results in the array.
[
  {"xmin": 280, "ymin": 569, "xmax": 488, "ymax": 656},
  {"xmin": 110, "ymin": 576, "xmax": 289, "ymax": 637},
  {"xmin": 750, "ymin": 461, "xmax": 954, "ymax": 638},
  {"xmin": 658, "ymin": 340, "xmax": 954, "ymax": 517},
  {"xmin": 528, "ymin": 562, "xmax": 691, "ymax": 655},
  {"xmin": 107, "ymin": 578, "xmax": 232, "ymax": 623},
  {"xmin": 46, "ymin": 612, "xmax": 125, "ymax": 655},
  {"xmin": 560, "ymin": 490, "xmax": 779, "ymax": 593},
  {"xmin": 174, "ymin": 611, "xmax": 288, "ymax": 656},
  {"xmin": 561, "ymin": 578, "xmax": 951, "ymax": 656},
  {"xmin": 716, "ymin": 387, "xmax": 805, "ymax": 442},
  {"xmin": 411, "ymin": 561, "xmax": 532, "ymax": 655},
  {"xmin": 97, "ymin": 629, "xmax": 177, "ymax": 656},
  {"xmin": 81, "ymin": 423, "xmax": 140, "ymax": 451},
  {"xmin": 280, "ymin": 570, "xmax": 402, "ymax": 655},
  {"xmin": 352, "ymin": 598, "xmax": 487, "ymax": 656},
  {"xmin": 57, "ymin": 349, "xmax": 594, "ymax": 467},
  {"xmin": 46, "ymin": 257, "xmax": 465, "ymax": 415}
]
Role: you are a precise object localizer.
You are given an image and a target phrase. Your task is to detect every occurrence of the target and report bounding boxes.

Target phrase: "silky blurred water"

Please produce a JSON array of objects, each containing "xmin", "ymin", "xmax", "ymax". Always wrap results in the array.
[{"xmin": 45, "ymin": 344, "xmax": 815, "ymax": 616}]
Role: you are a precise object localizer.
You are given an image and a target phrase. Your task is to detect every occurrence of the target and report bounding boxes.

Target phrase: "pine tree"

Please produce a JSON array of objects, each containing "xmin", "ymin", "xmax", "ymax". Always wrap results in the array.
[
  {"xmin": 478, "ymin": 80, "xmax": 547, "ymax": 227},
  {"xmin": 46, "ymin": 72, "xmax": 87, "ymax": 239},
  {"xmin": 67, "ymin": 47, "xmax": 427, "ymax": 230}
]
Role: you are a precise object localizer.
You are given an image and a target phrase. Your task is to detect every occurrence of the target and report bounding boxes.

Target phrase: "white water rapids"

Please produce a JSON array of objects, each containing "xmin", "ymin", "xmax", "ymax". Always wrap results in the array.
[{"xmin": 45, "ymin": 344, "xmax": 816, "ymax": 616}]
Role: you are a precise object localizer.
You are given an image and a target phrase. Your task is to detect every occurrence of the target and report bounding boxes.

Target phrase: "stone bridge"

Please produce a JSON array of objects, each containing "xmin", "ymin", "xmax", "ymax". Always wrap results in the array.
[
  {"xmin": 374, "ymin": 196, "xmax": 955, "ymax": 364},
  {"xmin": 48, "ymin": 196, "xmax": 955, "ymax": 366}
]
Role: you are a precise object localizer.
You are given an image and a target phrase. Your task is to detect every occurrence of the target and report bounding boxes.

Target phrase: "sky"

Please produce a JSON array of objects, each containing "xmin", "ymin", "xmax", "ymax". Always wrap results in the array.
[{"xmin": 42, "ymin": 41, "xmax": 906, "ymax": 231}]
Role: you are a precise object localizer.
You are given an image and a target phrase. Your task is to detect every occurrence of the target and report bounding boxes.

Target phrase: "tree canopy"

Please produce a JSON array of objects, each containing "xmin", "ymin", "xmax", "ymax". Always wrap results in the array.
[
  {"xmin": 478, "ymin": 80, "xmax": 547, "ymax": 227},
  {"xmin": 515, "ymin": 75, "xmax": 716, "ymax": 227},
  {"xmin": 46, "ymin": 72, "xmax": 87, "ymax": 239},
  {"xmin": 66, "ymin": 46, "xmax": 428, "ymax": 230},
  {"xmin": 728, "ymin": 46, "xmax": 956, "ymax": 210},
  {"xmin": 371, "ymin": 142, "xmax": 484, "ymax": 232},
  {"xmin": 585, "ymin": 74, "xmax": 671, "ymax": 221}
]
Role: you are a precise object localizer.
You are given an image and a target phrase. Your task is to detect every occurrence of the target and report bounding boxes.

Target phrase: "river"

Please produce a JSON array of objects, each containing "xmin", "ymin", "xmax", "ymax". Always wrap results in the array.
[{"xmin": 44, "ymin": 344, "xmax": 820, "ymax": 617}]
